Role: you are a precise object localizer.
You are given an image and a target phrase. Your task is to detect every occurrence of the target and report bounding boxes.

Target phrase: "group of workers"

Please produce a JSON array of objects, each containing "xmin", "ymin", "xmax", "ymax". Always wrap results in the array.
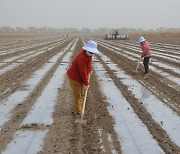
[{"xmin": 67, "ymin": 37, "xmax": 152, "ymax": 117}]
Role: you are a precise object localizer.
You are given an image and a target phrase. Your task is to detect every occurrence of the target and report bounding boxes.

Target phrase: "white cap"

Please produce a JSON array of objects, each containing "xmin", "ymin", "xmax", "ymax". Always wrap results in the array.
[
  {"xmin": 82, "ymin": 40, "xmax": 99, "ymax": 54},
  {"xmin": 138, "ymin": 37, "xmax": 146, "ymax": 43}
]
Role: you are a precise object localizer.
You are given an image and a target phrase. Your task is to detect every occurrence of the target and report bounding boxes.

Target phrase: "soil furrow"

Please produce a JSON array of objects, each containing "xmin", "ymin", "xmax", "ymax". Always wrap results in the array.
[
  {"xmin": 0, "ymin": 39, "xmax": 75, "ymax": 152},
  {"xmin": 99, "ymin": 40, "xmax": 180, "ymax": 76},
  {"xmin": 98, "ymin": 44, "xmax": 180, "ymax": 114},
  {"xmin": 1, "ymin": 34, "xmax": 180, "ymax": 154},
  {"xmin": 0, "ymin": 38, "xmax": 73, "ymax": 101},
  {"xmin": 96, "ymin": 53, "xmax": 180, "ymax": 153},
  {"xmin": 0, "ymin": 39, "xmax": 63, "ymax": 61}
]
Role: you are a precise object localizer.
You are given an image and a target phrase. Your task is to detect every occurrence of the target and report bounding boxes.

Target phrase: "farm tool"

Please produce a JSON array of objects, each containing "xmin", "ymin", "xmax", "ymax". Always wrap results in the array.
[
  {"xmin": 75, "ymin": 74, "xmax": 91, "ymax": 124},
  {"xmin": 136, "ymin": 58, "xmax": 144, "ymax": 72},
  {"xmin": 136, "ymin": 60, "xmax": 140, "ymax": 72}
]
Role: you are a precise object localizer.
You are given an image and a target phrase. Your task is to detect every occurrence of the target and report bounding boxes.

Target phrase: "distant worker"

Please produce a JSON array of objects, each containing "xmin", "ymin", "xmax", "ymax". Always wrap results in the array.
[
  {"xmin": 138, "ymin": 36, "xmax": 152, "ymax": 79},
  {"xmin": 67, "ymin": 40, "xmax": 99, "ymax": 118}
]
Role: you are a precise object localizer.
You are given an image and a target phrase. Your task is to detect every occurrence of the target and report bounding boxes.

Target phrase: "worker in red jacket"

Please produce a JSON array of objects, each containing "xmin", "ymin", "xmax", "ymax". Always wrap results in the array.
[
  {"xmin": 138, "ymin": 37, "xmax": 152, "ymax": 79},
  {"xmin": 67, "ymin": 40, "xmax": 99, "ymax": 117}
]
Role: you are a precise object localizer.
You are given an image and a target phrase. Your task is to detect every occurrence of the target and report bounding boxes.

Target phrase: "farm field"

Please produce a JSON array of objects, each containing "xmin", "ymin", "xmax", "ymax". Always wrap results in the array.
[{"xmin": 0, "ymin": 33, "xmax": 180, "ymax": 154}]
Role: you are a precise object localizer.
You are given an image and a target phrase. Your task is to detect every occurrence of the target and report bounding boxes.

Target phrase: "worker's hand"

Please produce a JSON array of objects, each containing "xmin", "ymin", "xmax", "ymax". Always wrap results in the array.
[
  {"xmin": 88, "ymin": 71, "xmax": 92, "ymax": 77},
  {"xmin": 84, "ymin": 85, "xmax": 89, "ymax": 90},
  {"xmin": 88, "ymin": 72, "xmax": 92, "ymax": 81}
]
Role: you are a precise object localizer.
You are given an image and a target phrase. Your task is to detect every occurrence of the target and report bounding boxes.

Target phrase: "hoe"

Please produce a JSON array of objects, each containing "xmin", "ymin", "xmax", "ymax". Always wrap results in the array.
[
  {"xmin": 76, "ymin": 74, "xmax": 91, "ymax": 124},
  {"xmin": 136, "ymin": 60, "xmax": 140, "ymax": 72}
]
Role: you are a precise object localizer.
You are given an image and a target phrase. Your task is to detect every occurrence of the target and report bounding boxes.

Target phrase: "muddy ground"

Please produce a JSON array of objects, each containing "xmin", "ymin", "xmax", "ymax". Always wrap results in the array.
[{"xmin": 0, "ymin": 33, "xmax": 179, "ymax": 153}]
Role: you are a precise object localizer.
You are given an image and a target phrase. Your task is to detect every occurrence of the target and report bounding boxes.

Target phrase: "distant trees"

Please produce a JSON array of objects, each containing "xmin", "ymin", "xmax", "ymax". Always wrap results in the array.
[
  {"xmin": 81, "ymin": 28, "xmax": 92, "ymax": 34},
  {"xmin": 0, "ymin": 26, "xmax": 179, "ymax": 35},
  {"xmin": 0, "ymin": 26, "xmax": 80, "ymax": 34}
]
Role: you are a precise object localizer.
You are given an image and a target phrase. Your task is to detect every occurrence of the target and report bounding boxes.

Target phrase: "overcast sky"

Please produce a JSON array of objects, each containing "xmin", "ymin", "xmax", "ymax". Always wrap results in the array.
[{"xmin": 0, "ymin": 0, "xmax": 180, "ymax": 30}]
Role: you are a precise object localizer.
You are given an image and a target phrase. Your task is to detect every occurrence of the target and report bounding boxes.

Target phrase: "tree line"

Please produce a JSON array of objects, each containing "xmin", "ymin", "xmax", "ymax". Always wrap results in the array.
[{"xmin": 0, "ymin": 26, "xmax": 179, "ymax": 35}]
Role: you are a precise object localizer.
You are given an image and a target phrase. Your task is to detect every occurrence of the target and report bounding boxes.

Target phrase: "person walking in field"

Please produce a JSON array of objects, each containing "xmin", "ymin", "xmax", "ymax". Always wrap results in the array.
[
  {"xmin": 138, "ymin": 36, "xmax": 152, "ymax": 79},
  {"xmin": 67, "ymin": 40, "xmax": 99, "ymax": 118}
]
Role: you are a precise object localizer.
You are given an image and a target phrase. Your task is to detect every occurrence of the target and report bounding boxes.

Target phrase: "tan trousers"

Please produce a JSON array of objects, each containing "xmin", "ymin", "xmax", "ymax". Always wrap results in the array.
[{"xmin": 68, "ymin": 76, "xmax": 85, "ymax": 114}]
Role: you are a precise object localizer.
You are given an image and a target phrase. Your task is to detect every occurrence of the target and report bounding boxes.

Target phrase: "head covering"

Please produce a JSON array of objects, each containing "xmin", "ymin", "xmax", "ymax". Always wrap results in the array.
[
  {"xmin": 82, "ymin": 40, "xmax": 99, "ymax": 54},
  {"xmin": 138, "ymin": 36, "xmax": 146, "ymax": 43}
]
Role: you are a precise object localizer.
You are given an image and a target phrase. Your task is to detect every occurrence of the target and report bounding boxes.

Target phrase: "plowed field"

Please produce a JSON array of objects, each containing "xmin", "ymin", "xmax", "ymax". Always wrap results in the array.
[{"xmin": 0, "ymin": 33, "xmax": 180, "ymax": 154}]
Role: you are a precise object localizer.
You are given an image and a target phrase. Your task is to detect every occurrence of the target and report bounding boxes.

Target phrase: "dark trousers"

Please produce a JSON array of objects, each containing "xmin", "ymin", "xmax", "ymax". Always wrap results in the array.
[{"xmin": 143, "ymin": 57, "xmax": 151, "ymax": 74}]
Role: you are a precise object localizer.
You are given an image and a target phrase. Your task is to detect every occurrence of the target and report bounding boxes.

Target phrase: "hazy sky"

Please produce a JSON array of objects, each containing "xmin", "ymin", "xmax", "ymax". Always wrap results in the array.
[{"xmin": 0, "ymin": 0, "xmax": 180, "ymax": 30}]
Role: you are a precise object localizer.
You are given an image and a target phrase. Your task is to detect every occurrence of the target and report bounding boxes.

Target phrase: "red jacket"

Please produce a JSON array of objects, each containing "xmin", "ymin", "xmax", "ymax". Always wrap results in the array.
[
  {"xmin": 141, "ymin": 41, "xmax": 152, "ymax": 58},
  {"xmin": 67, "ymin": 49, "xmax": 92, "ymax": 86}
]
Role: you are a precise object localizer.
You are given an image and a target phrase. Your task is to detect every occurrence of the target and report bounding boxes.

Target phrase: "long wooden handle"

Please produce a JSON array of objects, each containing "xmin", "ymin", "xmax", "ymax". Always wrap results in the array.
[
  {"xmin": 81, "ymin": 87, "xmax": 88, "ymax": 115},
  {"xmin": 81, "ymin": 74, "xmax": 91, "ymax": 121},
  {"xmin": 136, "ymin": 61, "xmax": 140, "ymax": 72}
]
